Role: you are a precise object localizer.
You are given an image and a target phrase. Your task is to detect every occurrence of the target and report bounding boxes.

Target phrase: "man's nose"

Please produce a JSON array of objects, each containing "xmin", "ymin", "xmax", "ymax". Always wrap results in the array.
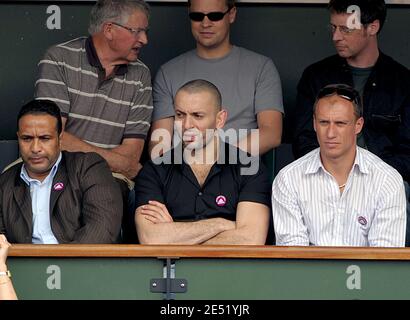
[
  {"xmin": 332, "ymin": 27, "xmax": 344, "ymax": 41},
  {"xmin": 138, "ymin": 31, "xmax": 148, "ymax": 45},
  {"xmin": 327, "ymin": 123, "xmax": 337, "ymax": 138},
  {"xmin": 201, "ymin": 16, "xmax": 213, "ymax": 27},
  {"xmin": 183, "ymin": 116, "xmax": 193, "ymax": 129},
  {"xmin": 31, "ymin": 139, "xmax": 41, "ymax": 153}
]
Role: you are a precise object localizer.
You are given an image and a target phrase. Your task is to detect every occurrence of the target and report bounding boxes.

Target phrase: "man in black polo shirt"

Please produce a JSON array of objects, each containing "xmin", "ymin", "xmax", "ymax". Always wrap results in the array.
[{"xmin": 134, "ymin": 79, "xmax": 271, "ymax": 244}]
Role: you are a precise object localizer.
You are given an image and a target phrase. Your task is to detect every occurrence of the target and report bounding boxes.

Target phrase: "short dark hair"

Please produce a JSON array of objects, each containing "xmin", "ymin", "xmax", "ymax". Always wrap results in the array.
[
  {"xmin": 18, "ymin": 100, "xmax": 63, "ymax": 134},
  {"xmin": 328, "ymin": 0, "xmax": 386, "ymax": 33},
  {"xmin": 177, "ymin": 79, "xmax": 222, "ymax": 111},
  {"xmin": 188, "ymin": 0, "xmax": 235, "ymax": 9}
]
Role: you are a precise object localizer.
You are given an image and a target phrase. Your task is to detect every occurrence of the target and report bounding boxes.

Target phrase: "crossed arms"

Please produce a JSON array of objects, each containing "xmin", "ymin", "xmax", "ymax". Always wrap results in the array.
[{"xmin": 135, "ymin": 201, "xmax": 270, "ymax": 245}]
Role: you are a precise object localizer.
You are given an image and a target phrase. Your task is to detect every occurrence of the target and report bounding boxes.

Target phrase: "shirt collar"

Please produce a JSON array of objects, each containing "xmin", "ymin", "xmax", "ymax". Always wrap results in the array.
[
  {"xmin": 354, "ymin": 147, "xmax": 369, "ymax": 174},
  {"xmin": 304, "ymin": 147, "xmax": 369, "ymax": 175},
  {"xmin": 176, "ymin": 138, "xmax": 231, "ymax": 170},
  {"xmin": 85, "ymin": 36, "xmax": 128, "ymax": 76},
  {"xmin": 20, "ymin": 152, "xmax": 63, "ymax": 185},
  {"xmin": 304, "ymin": 148, "xmax": 322, "ymax": 174}
]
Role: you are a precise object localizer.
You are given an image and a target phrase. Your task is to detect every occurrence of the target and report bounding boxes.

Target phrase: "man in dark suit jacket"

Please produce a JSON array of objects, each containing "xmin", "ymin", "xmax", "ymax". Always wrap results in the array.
[{"xmin": 0, "ymin": 100, "xmax": 123, "ymax": 243}]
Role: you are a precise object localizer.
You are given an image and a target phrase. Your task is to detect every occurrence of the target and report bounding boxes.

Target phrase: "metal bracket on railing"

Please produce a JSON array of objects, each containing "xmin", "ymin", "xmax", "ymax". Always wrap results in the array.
[{"xmin": 150, "ymin": 258, "xmax": 187, "ymax": 299}]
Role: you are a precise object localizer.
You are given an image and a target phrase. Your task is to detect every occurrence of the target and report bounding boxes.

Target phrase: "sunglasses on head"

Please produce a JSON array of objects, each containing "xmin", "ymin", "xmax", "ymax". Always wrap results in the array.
[
  {"xmin": 317, "ymin": 84, "xmax": 362, "ymax": 116},
  {"xmin": 189, "ymin": 8, "xmax": 231, "ymax": 22},
  {"xmin": 317, "ymin": 84, "xmax": 360, "ymax": 102}
]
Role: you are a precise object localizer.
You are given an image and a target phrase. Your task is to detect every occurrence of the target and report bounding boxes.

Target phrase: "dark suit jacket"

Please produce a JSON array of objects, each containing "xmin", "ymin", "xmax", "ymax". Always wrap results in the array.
[{"xmin": 0, "ymin": 151, "xmax": 123, "ymax": 243}]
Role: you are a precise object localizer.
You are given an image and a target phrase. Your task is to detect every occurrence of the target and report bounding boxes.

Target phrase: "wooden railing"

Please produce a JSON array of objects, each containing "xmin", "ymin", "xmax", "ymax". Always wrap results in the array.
[
  {"xmin": 8, "ymin": 244, "xmax": 410, "ymax": 260},
  {"xmin": 7, "ymin": 0, "xmax": 410, "ymax": 4}
]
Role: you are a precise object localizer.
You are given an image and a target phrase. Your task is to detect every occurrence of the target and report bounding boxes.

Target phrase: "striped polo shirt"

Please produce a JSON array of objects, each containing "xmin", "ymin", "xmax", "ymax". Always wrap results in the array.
[{"xmin": 35, "ymin": 37, "xmax": 153, "ymax": 148}]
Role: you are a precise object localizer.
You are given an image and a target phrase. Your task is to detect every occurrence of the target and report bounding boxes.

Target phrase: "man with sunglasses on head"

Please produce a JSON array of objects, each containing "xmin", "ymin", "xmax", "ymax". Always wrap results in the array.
[
  {"xmin": 34, "ymin": 0, "xmax": 153, "ymax": 243},
  {"xmin": 273, "ymin": 84, "xmax": 406, "ymax": 247},
  {"xmin": 151, "ymin": 0, "xmax": 283, "ymax": 157},
  {"xmin": 292, "ymin": 0, "xmax": 410, "ymax": 244}
]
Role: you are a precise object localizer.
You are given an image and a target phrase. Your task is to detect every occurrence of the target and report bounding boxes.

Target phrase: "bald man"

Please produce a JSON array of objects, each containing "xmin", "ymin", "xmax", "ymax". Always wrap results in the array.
[{"xmin": 135, "ymin": 79, "xmax": 271, "ymax": 245}]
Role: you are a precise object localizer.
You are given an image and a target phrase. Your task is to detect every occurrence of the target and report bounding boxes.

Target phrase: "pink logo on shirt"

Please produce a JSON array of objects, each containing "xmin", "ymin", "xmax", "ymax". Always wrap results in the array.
[
  {"xmin": 216, "ymin": 195, "xmax": 227, "ymax": 207},
  {"xmin": 53, "ymin": 182, "xmax": 64, "ymax": 191},
  {"xmin": 358, "ymin": 216, "xmax": 367, "ymax": 226}
]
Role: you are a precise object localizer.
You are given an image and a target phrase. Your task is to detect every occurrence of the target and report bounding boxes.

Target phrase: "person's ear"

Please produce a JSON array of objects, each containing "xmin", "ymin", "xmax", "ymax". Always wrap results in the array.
[
  {"xmin": 228, "ymin": 6, "xmax": 237, "ymax": 24},
  {"xmin": 313, "ymin": 115, "xmax": 317, "ymax": 132},
  {"xmin": 58, "ymin": 131, "xmax": 64, "ymax": 148},
  {"xmin": 355, "ymin": 117, "xmax": 364, "ymax": 135},
  {"xmin": 366, "ymin": 20, "xmax": 380, "ymax": 36},
  {"xmin": 103, "ymin": 22, "xmax": 114, "ymax": 40},
  {"xmin": 216, "ymin": 109, "xmax": 228, "ymax": 129}
]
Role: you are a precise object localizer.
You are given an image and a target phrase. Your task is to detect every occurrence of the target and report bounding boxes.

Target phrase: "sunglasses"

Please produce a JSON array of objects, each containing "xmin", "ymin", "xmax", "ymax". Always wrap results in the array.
[
  {"xmin": 189, "ymin": 8, "xmax": 231, "ymax": 22},
  {"xmin": 317, "ymin": 84, "xmax": 362, "ymax": 116}
]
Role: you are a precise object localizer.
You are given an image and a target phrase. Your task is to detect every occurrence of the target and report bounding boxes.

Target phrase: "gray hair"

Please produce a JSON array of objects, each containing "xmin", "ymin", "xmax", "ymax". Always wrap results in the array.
[
  {"xmin": 177, "ymin": 79, "xmax": 222, "ymax": 111},
  {"xmin": 88, "ymin": 0, "xmax": 150, "ymax": 35}
]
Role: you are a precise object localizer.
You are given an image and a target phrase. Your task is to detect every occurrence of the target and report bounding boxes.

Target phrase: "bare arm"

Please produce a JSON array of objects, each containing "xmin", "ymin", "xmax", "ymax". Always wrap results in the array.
[
  {"xmin": 148, "ymin": 117, "xmax": 174, "ymax": 159},
  {"xmin": 0, "ymin": 235, "xmax": 17, "ymax": 300},
  {"xmin": 237, "ymin": 110, "xmax": 282, "ymax": 156},
  {"xmin": 135, "ymin": 201, "xmax": 235, "ymax": 244},
  {"xmin": 202, "ymin": 202, "xmax": 270, "ymax": 245},
  {"xmin": 61, "ymin": 118, "xmax": 144, "ymax": 179}
]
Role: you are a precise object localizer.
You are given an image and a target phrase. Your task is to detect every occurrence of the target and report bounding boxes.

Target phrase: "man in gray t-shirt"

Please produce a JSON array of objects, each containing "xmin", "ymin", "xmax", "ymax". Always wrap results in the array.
[{"xmin": 150, "ymin": 0, "xmax": 284, "ymax": 157}]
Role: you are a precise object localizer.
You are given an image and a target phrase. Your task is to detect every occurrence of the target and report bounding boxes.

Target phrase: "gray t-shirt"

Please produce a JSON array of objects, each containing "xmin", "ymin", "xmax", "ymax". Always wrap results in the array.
[{"xmin": 153, "ymin": 46, "xmax": 284, "ymax": 135}]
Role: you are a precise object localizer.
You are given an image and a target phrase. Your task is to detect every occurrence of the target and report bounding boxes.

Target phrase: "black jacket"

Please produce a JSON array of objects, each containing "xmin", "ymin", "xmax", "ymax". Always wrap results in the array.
[{"xmin": 293, "ymin": 52, "xmax": 410, "ymax": 182}]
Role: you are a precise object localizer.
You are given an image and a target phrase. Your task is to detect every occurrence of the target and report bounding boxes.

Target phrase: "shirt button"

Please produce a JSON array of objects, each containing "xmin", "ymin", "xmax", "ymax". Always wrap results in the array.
[{"xmin": 198, "ymin": 192, "xmax": 203, "ymax": 196}]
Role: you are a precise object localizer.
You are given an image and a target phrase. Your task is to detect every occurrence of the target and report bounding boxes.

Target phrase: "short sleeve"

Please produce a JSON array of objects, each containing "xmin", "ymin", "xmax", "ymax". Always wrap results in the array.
[
  {"xmin": 134, "ymin": 161, "xmax": 166, "ymax": 208},
  {"xmin": 152, "ymin": 66, "xmax": 176, "ymax": 122},
  {"xmin": 34, "ymin": 46, "xmax": 71, "ymax": 117},
  {"xmin": 124, "ymin": 65, "xmax": 153, "ymax": 139},
  {"xmin": 255, "ymin": 58, "xmax": 284, "ymax": 114},
  {"xmin": 238, "ymin": 158, "xmax": 271, "ymax": 207}
]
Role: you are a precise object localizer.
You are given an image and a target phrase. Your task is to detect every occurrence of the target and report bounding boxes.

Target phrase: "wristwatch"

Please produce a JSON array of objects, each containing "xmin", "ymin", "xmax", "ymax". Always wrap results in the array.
[{"xmin": 0, "ymin": 270, "xmax": 11, "ymax": 278}]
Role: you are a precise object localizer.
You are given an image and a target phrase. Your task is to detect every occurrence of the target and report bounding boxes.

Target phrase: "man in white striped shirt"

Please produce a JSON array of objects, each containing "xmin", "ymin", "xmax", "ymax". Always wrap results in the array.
[{"xmin": 272, "ymin": 84, "xmax": 406, "ymax": 247}]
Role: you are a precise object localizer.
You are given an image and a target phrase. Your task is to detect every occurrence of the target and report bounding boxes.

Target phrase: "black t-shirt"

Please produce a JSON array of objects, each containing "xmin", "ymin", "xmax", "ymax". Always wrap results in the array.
[{"xmin": 134, "ymin": 143, "xmax": 271, "ymax": 221}]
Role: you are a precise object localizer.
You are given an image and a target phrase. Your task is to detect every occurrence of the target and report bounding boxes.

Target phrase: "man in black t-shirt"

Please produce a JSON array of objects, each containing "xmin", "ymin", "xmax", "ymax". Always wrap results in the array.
[{"xmin": 134, "ymin": 79, "xmax": 271, "ymax": 245}]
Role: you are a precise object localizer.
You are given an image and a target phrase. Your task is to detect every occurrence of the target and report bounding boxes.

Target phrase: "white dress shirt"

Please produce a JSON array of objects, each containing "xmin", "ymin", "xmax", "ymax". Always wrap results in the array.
[
  {"xmin": 20, "ymin": 153, "xmax": 62, "ymax": 244},
  {"xmin": 272, "ymin": 147, "xmax": 406, "ymax": 247}
]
